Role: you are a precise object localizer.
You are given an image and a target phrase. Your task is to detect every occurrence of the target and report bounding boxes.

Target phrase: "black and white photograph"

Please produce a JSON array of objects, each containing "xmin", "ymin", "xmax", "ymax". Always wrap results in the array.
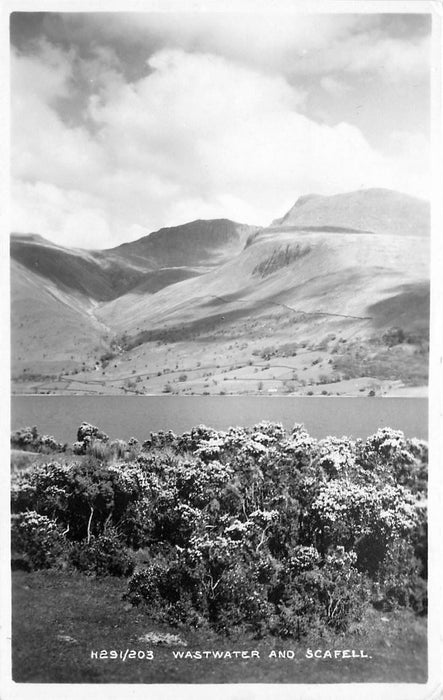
[{"xmin": 2, "ymin": 0, "xmax": 442, "ymax": 696}]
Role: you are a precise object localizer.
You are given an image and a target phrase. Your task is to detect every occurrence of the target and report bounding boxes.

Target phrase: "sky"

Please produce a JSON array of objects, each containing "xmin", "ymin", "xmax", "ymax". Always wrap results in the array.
[{"xmin": 10, "ymin": 10, "xmax": 431, "ymax": 249}]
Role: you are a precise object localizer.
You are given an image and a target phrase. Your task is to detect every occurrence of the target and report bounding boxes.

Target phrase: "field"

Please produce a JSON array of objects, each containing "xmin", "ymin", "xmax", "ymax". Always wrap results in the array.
[
  {"xmin": 12, "ymin": 570, "xmax": 427, "ymax": 684},
  {"xmin": 11, "ymin": 314, "xmax": 429, "ymax": 397}
]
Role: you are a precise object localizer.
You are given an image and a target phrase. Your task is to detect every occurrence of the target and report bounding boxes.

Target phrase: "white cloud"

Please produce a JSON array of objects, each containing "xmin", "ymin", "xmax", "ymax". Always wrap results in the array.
[
  {"xmin": 11, "ymin": 43, "xmax": 430, "ymax": 249},
  {"xmin": 323, "ymin": 33, "xmax": 430, "ymax": 83},
  {"xmin": 58, "ymin": 12, "xmax": 429, "ymax": 83},
  {"xmin": 12, "ymin": 180, "xmax": 113, "ymax": 249},
  {"xmin": 320, "ymin": 76, "xmax": 351, "ymax": 96}
]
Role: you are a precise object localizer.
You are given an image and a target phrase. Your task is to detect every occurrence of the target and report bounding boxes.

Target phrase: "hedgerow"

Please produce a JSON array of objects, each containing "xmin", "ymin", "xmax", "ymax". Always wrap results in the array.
[{"xmin": 11, "ymin": 422, "xmax": 427, "ymax": 637}]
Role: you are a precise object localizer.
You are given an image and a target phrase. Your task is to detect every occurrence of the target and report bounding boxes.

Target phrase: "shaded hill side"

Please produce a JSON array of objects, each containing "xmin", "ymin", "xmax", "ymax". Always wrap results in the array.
[
  {"xmin": 11, "ymin": 218, "xmax": 256, "ymax": 302},
  {"xmin": 10, "ymin": 239, "xmax": 146, "ymax": 302},
  {"xmin": 367, "ymin": 282, "xmax": 430, "ymax": 336},
  {"xmin": 11, "ymin": 261, "xmax": 107, "ymax": 370},
  {"xmin": 106, "ymin": 219, "xmax": 257, "ymax": 267},
  {"xmin": 130, "ymin": 267, "xmax": 201, "ymax": 295}
]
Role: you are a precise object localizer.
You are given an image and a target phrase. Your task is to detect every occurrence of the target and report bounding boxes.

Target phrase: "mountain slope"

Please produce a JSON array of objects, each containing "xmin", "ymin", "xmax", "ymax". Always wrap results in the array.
[
  {"xmin": 10, "ymin": 188, "xmax": 430, "ymax": 395},
  {"xmin": 11, "ymin": 259, "xmax": 108, "ymax": 374},
  {"xmin": 10, "ymin": 234, "xmax": 149, "ymax": 301},
  {"xmin": 108, "ymin": 219, "xmax": 255, "ymax": 268},
  {"xmin": 98, "ymin": 228, "xmax": 429, "ymax": 334},
  {"xmin": 11, "ymin": 218, "xmax": 256, "ymax": 302},
  {"xmin": 272, "ymin": 188, "xmax": 429, "ymax": 236}
]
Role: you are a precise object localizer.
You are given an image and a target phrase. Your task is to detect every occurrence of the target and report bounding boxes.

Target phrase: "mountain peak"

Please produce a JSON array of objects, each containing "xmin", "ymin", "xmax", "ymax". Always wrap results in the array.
[
  {"xmin": 109, "ymin": 218, "xmax": 256, "ymax": 268},
  {"xmin": 11, "ymin": 232, "xmax": 49, "ymax": 244},
  {"xmin": 272, "ymin": 187, "xmax": 430, "ymax": 236}
]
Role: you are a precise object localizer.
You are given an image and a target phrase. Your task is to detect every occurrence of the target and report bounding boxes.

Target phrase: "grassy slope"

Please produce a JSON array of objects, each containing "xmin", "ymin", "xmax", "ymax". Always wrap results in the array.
[
  {"xmin": 11, "ymin": 570, "xmax": 427, "ymax": 684},
  {"xmin": 97, "ymin": 231, "xmax": 428, "ymax": 333}
]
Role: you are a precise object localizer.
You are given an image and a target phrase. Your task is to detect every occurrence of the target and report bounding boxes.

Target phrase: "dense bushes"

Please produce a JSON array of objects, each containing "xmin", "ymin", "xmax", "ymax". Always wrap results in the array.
[
  {"xmin": 11, "ymin": 453, "xmax": 143, "ymax": 576},
  {"xmin": 11, "ymin": 511, "xmax": 69, "ymax": 571},
  {"xmin": 69, "ymin": 529, "xmax": 135, "ymax": 577},
  {"xmin": 11, "ymin": 421, "xmax": 427, "ymax": 638},
  {"xmin": 11, "ymin": 425, "xmax": 65, "ymax": 453},
  {"xmin": 11, "ymin": 457, "xmax": 144, "ymax": 541}
]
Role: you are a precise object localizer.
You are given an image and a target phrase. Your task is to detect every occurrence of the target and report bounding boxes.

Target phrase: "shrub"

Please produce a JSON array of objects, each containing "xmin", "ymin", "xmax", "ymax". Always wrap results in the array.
[
  {"xmin": 382, "ymin": 327, "xmax": 405, "ymax": 347},
  {"xmin": 143, "ymin": 430, "xmax": 178, "ymax": 451},
  {"xmin": 109, "ymin": 439, "xmax": 128, "ymax": 459},
  {"xmin": 89, "ymin": 439, "xmax": 112, "ymax": 461},
  {"xmin": 11, "ymin": 420, "xmax": 427, "ymax": 638},
  {"xmin": 273, "ymin": 548, "xmax": 370, "ymax": 637},
  {"xmin": 125, "ymin": 542, "xmax": 370, "ymax": 638},
  {"xmin": 69, "ymin": 529, "xmax": 135, "ymax": 576},
  {"xmin": 11, "ymin": 511, "xmax": 69, "ymax": 571},
  {"xmin": 11, "ymin": 459, "xmax": 144, "ymax": 542},
  {"xmin": 373, "ymin": 540, "xmax": 427, "ymax": 614},
  {"xmin": 11, "ymin": 426, "xmax": 65, "ymax": 453},
  {"xmin": 73, "ymin": 423, "xmax": 109, "ymax": 455},
  {"xmin": 77, "ymin": 422, "xmax": 109, "ymax": 444}
]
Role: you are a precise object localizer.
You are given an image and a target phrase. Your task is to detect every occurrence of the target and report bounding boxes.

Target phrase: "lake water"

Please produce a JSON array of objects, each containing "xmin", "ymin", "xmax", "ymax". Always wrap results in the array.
[{"xmin": 11, "ymin": 396, "xmax": 428, "ymax": 443}]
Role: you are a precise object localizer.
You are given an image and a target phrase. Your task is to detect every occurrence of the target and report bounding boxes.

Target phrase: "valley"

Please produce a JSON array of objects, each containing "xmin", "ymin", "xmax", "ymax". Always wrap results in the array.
[{"xmin": 10, "ymin": 188, "xmax": 430, "ymax": 396}]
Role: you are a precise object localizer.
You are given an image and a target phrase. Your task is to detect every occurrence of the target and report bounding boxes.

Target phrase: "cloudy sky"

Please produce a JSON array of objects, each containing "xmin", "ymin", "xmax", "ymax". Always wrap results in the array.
[{"xmin": 10, "ymin": 10, "xmax": 431, "ymax": 249}]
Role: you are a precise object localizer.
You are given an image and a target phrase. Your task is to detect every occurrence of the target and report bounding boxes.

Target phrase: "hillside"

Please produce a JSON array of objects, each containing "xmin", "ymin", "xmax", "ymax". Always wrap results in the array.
[
  {"xmin": 107, "ymin": 219, "xmax": 255, "ymax": 268},
  {"xmin": 271, "ymin": 188, "xmax": 430, "ymax": 236},
  {"xmin": 10, "ymin": 235, "xmax": 143, "ymax": 301},
  {"xmin": 11, "ymin": 259, "xmax": 107, "ymax": 380},
  {"xmin": 10, "ymin": 218, "xmax": 255, "ymax": 301},
  {"xmin": 99, "ymin": 229, "xmax": 428, "ymax": 333},
  {"xmin": 10, "ymin": 188, "xmax": 430, "ymax": 395}
]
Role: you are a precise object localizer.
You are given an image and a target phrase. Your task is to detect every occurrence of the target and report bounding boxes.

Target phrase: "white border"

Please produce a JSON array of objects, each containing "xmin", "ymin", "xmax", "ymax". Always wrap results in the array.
[{"xmin": 1, "ymin": 2, "xmax": 442, "ymax": 699}]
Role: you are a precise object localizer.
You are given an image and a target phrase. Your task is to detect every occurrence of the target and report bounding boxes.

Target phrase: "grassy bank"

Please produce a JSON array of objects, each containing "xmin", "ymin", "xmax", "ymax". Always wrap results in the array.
[{"xmin": 12, "ymin": 570, "xmax": 426, "ymax": 684}]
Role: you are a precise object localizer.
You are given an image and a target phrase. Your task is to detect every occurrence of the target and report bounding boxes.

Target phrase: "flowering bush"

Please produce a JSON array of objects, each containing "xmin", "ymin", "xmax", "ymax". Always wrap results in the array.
[
  {"xmin": 77, "ymin": 422, "xmax": 109, "ymax": 445},
  {"xmin": 357, "ymin": 428, "xmax": 428, "ymax": 493},
  {"xmin": 11, "ymin": 511, "xmax": 69, "ymax": 570},
  {"xmin": 11, "ymin": 458, "xmax": 145, "ymax": 548},
  {"xmin": 11, "ymin": 420, "xmax": 427, "ymax": 632},
  {"xmin": 11, "ymin": 426, "xmax": 65, "ymax": 453},
  {"xmin": 143, "ymin": 430, "xmax": 178, "ymax": 450},
  {"xmin": 315, "ymin": 436, "xmax": 356, "ymax": 478},
  {"xmin": 69, "ymin": 528, "xmax": 135, "ymax": 577}
]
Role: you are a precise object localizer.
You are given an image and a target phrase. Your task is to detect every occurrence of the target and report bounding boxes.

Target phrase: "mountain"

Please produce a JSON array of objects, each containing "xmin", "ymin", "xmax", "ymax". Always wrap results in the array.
[
  {"xmin": 10, "ymin": 188, "xmax": 430, "ymax": 395},
  {"xmin": 98, "ymin": 217, "xmax": 428, "ymax": 334},
  {"xmin": 271, "ymin": 188, "xmax": 430, "ymax": 236},
  {"xmin": 11, "ymin": 258, "xmax": 107, "ymax": 374},
  {"xmin": 11, "ymin": 219, "xmax": 256, "ymax": 302},
  {"xmin": 10, "ymin": 234, "xmax": 141, "ymax": 301},
  {"xmin": 107, "ymin": 219, "xmax": 254, "ymax": 268}
]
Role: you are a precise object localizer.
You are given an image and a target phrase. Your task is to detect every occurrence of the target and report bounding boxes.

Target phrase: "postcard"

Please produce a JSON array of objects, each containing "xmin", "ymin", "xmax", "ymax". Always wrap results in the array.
[{"xmin": 1, "ymin": 0, "xmax": 442, "ymax": 698}]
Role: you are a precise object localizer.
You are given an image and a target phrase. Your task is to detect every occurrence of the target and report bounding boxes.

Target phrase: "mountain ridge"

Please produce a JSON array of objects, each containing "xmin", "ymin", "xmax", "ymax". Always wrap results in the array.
[
  {"xmin": 10, "ymin": 187, "xmax": 430, "ymax": 396},
  {"xmin": 271, "ymin": 188, "xmax": 429, "ymax": 236},
  {"xmin": 11, "ymin": 218, "xmax": 257, "ymax": 301}
]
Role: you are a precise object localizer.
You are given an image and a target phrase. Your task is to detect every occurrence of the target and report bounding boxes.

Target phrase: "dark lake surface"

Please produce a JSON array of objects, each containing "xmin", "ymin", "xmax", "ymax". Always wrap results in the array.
[{"xmin": 11, "ymin": 396, "xmax": 428, "ymax": 443}]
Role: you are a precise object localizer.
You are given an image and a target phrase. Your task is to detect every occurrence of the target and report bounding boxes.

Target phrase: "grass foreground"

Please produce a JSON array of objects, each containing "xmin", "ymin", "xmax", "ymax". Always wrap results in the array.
[{"xmin": 12, "ymin": 570, "xmax": 427, "ymax": 684}]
